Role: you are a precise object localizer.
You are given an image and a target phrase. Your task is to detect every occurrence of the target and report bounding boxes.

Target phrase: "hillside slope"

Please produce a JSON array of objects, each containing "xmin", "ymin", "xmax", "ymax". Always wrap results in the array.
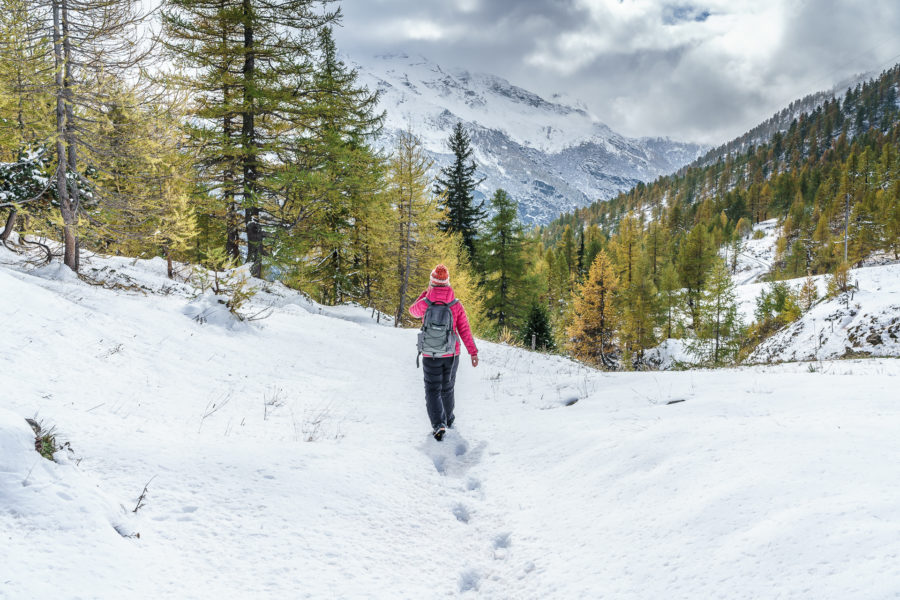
[{"xmin": 1, "ymin": 248, "xmax": 899, "ymax": 599}]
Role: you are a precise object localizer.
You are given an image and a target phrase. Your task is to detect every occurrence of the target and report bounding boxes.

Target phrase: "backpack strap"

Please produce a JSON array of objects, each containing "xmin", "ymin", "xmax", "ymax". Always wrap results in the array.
[{"xmin": 417, "ymin": 298, "xmax": 433, "ymax": 368}]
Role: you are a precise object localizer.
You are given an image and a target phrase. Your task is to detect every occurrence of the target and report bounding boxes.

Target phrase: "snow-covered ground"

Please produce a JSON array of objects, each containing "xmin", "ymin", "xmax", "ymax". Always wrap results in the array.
[
  {"xmin": 747, "ymin": 263, "xmax": 900, "ymax": 363},
  {"xmin": 2, "ymin": 247, "xmax": 900, "ymax": 599},
  {"xmin": 732, "ymin": 218, "xmax": 778, "ymax": 287}
]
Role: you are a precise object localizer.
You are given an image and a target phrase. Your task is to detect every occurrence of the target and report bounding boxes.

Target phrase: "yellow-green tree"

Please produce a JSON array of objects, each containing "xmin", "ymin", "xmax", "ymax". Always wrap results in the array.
[
  {"xmin": 429, "ymin": 231, "xmax": 488, "ymax": 337},
  {"xmin": 619, "ymin": 250, "xmax": 658, "ymax": 366},
  {"xmin": 567, "ymin": 251, "xmax": 620, "ymax": 369},
  {"xmin": 386, "ymin": 130, "xmax": 441, "ymax": 326}
]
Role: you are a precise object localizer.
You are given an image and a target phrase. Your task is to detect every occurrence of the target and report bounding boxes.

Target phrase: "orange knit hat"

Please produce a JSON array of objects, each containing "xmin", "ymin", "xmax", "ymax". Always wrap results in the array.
[{"xmin": 430, "ymin": 264, "xmax": 450, "ymax": 286}]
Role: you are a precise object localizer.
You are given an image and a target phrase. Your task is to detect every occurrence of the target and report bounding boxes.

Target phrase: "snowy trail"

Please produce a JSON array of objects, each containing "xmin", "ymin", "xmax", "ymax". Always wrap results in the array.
[{"xmin": 2, "ymin": 251, "xmax": 900, "ymax": 599}]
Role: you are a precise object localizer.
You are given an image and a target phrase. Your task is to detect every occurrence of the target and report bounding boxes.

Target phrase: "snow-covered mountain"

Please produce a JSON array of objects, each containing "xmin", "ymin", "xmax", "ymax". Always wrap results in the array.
[{"xmin": 353, "ymin": 53, "xmax": 707, "ymax": 225}]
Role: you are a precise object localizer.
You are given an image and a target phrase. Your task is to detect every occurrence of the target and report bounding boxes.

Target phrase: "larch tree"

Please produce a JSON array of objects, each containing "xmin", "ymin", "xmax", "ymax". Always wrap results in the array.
[
  {"xmin": 5, "ymin": 0, "xmax": 152, "ymax": 271},
  {"xmin": 567, "ymin": 251, "xmax": 619, "ymax": 369},
  {"xmin": 677, "ymin": 223, "xmax": 716, "ymax": 329},
  {"xmin": 0, "ymin": 0, "xmax": 54, "ymax": 241},
  {"xmin": 387, "ymin": 130, "xmax": 438, "ymax": 326},
  {"xmin": 618, "ymin": 250, "xmax": 658, "ymax": 366},
  {"xmin": 160, "ymin": 0, "xmax": 245, "ymax": 260},
  {"xmin": 691, "ymin": 258, "xmax": 742, "ymax": 366}
]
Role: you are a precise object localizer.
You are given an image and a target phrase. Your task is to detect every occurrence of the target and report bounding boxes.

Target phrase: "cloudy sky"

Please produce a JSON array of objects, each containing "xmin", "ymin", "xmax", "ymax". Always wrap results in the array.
[{"xmin": 334, "ymin": 0, "xmax": 900, "ymax": 145}]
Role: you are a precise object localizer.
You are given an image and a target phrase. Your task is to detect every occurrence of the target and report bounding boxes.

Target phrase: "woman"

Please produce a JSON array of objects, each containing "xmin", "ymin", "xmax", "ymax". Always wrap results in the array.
[{"xmin": 409, "ymin": 264, "xmax": 479, "ymax": 440}]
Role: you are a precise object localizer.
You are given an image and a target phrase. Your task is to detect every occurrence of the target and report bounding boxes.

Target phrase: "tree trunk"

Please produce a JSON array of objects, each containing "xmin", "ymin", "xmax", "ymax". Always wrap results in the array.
[
  {"xmin": 1, "ymin": 208, "xmax": 17, "ymax": 242},
  {"xmin": 241, "ymin": 0, "xmax": 261, "ymax": 278},
  {"xmin": 52, "ymin": 0, "xmax": 77, "ymax": 272},
  {"xmin": 222, "ymin": 8, "xmax": 240, "ymax": 263},
  {"xmin": 396, "ymin": 216, "xmax": 412, "ymax": 327},
  {"xmin": 224, "ymin": 113, "xmax": 240, "ymax": 261}
]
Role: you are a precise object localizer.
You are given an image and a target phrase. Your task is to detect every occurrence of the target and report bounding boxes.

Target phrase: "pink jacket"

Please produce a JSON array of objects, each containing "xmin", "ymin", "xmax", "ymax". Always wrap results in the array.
[{"xmin": 409, "ymin": 285, "xmax": 478, "ymax": 358}]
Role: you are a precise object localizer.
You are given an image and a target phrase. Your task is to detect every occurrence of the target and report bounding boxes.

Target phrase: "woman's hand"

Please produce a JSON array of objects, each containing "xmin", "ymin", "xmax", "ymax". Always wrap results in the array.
[{"xmin": 471, "ymin": 355, "xmax": 479, "ymax": 367}]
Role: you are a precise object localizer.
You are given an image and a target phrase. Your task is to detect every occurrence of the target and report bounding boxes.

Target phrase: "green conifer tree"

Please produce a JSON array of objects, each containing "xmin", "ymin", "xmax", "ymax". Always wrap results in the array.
[
  {"xmin": 522, "ymin": 302, "xmax": 554, "ymax": 351},
  {"xmin": 162, "ymin": 0, "xmax": 340, "ymax": 277},
  {"xmin": 433, "ymin": 121, "xmax": 485, "ymax": 261},
  {"xmin": 300, "ymin": 26, "xmax": 384, "ymax": 304},
  {"xmin": 481, "ymin": 189, "xmax": 528, "ymax": 330}
]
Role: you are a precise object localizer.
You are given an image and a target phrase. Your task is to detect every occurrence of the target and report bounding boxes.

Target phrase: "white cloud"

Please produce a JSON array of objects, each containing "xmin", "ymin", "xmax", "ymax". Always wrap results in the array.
[{"xmin": 335, "ymin": 0, "xmax": 900, "ymax": 144}]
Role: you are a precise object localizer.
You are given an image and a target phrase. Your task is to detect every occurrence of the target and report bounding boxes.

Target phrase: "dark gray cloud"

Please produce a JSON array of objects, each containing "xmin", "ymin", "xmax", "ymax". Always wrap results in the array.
[{"xmin": 334, "ymin": 0, "xmax": 900, "ymax": 144}]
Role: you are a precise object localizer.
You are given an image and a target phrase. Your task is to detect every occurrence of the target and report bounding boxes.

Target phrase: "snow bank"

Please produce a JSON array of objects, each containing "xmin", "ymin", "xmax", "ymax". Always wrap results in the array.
[
  {"xmin": 729, "ymin": 217, "xmax": 778, "ymax": 286},
  {"xmin": 748, "ymin": 263, "xmax": 900, "ymax": 363},
  {"xmin": 0, "ymin": 409, "xmax": 145, "ymax": 598},
  {"xmin": 643, "ymin": 338, "xmax": 694, "ymax": 370}
]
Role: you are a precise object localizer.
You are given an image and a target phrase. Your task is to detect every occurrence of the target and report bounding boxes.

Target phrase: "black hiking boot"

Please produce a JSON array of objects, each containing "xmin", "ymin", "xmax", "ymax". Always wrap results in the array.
[
  {"xmin": 433, "ymin": 424, "xmax": 446, "ymax": 441},
  {"xmin": 447, "ymin": 415, "xmax": 455, "ymax": 429}
]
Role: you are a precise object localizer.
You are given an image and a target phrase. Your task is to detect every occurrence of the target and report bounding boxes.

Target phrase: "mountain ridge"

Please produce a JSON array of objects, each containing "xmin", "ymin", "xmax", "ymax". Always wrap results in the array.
[{"xmin": 352, "ymin": 52, "xmax": 707, "ymax": 225}]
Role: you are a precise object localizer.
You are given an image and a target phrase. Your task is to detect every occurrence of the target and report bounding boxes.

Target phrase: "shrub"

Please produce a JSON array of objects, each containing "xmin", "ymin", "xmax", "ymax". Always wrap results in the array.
[
  {"xmin": 191, "ymin": 247, "xmax": 256, "ymax": 318},
  {"xmin": 26, "ymin": 418, "xmax": 60, "ymax": 461}
]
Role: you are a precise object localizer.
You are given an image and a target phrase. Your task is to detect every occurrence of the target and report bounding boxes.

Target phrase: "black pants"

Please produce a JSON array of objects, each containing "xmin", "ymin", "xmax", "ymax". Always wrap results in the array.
[{"xmin": 422, "ymin": 355, "xmax": 459, "ymax": 429}]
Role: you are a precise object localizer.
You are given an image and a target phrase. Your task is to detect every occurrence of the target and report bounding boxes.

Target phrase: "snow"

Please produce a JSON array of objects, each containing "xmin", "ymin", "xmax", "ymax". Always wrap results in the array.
[
  {"xmin": 643, "ymin": 338, "xmax": 694, "ymax": 370},
  {"xmin": 355, "ymin": 52, "xmax": 605, "ymax": 155},
  {"xmin": 732, "ymin": 218, "xmax": 778, "ymax": 286},
  {"xmin": 748, "ymin": 263, "xmax": 900, "ymax": 363},
  {"xmin": 2, "ymin": 246, "xmax": 900, "ymax": 598},
  {"xmin": 352, "ymin": 52, "xmax": 706, "ymax": 225}
]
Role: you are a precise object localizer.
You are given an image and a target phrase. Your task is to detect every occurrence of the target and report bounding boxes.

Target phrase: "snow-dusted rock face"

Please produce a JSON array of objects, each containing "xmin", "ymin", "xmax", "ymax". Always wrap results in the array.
[
  {"xmin": 354, "ymin": 53, "xmax": 707, "ymax": 225},
  {"xmin": 747, "ymin": 264, "xmax": 900, "ymax": 364}
]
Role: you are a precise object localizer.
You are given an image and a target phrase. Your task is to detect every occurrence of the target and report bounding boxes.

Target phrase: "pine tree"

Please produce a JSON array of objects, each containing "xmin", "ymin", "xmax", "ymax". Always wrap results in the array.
[
  {"xmin": 567, "ymin": 251, "xmax": 619, "ymax": 369},
  {"xmin": 300, "ymin": 26, "xmax": 384, "ymax": 304},
  {"xmin": 433, "ymin": 121, "xmax": 485, "ymax": 261},
  {"xmin": 162, "ymin": 0, "xmax": 340, "ymax": 277},
  {"xmin": 481, "ymin": 189, "xmax": 528, "ymax": 330},
  {"xmin": 522, "ymin": 303, "xmax": 554, "ymax": 351}
]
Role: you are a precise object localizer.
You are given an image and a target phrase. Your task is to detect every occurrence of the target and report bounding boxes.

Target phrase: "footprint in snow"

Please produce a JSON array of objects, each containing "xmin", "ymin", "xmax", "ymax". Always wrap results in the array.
[
  {"xmin": 452, "ymin": 503, "xmax": 470, "ymax": 524},
  {"xmin": 454, "ymin": 440, "xmax": 469, "ymax": 456},
  {"xmin": 458, "ymin": 569, "xmax": 481, "ymax": 593},
  {"xmin": 420, "ymin": 430, "xmax": 487, "ymax": 477},
  {"xmin": 493, "ymin": 532, "xmax": 511, "ymax": 560}
]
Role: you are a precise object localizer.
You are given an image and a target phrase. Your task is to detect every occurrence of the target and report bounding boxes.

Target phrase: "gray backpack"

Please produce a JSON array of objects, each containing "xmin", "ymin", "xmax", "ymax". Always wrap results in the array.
[{"xmin": 417, "ymin": 298, "xmax": 459, "ymax": 366}]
